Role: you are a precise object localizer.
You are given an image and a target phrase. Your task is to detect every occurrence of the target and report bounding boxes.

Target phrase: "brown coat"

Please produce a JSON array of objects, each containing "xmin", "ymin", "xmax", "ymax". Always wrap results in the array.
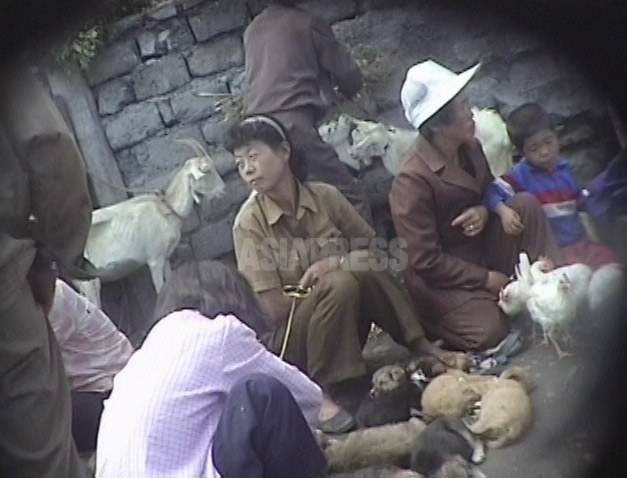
[
  {"xmin": 389, "ymin": 137, "xmax": 495, "ymax": 318},
  {"xmin": 243, "ymin": 3, "xmax": 363, "ymax": 120}
]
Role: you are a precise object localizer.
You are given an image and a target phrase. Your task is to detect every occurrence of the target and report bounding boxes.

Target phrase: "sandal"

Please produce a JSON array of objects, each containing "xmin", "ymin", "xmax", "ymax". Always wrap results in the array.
[{"xmin": 318, "ymin": 408, "xmax": 356, "ymax": 435}]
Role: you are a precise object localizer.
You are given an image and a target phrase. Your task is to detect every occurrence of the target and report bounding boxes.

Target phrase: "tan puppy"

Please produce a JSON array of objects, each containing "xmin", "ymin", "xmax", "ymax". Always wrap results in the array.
[
  {"xmin": 467, "ymin": 367, "xmax": 533, "ymax": 448},
  {"xmin": 420, "ymin": 373, "xmax": 481, "ymax": 421},
  {"xmin": 420, "ymin": 367, "xmax": 533, "ymax": 448}
]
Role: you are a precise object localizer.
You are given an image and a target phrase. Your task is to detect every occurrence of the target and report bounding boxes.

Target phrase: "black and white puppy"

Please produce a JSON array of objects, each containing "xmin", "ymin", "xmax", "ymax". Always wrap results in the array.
[
  {"xmin": 355, "ymin": 364, "xmax": 425, "ymax": 428},
  {"xmin": 410, "ymin": 417, "xmax": 486, "ymax": 478}
]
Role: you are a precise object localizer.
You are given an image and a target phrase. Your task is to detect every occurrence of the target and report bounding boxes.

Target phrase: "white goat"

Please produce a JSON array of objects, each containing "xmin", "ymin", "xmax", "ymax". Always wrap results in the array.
[
  {"xmin": 319, "ymin": 108, "xmax": 514, "ymax": 177},
  {"xmin": 83, "ymin": 140, "xmax": 225, "ymax": 293}
]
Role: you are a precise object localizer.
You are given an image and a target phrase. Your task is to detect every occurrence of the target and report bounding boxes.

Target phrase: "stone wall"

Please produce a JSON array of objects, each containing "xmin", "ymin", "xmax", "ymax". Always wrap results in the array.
[{"xmin": 50, "ymin": 0, "xmax": 621, "ymax": 338}]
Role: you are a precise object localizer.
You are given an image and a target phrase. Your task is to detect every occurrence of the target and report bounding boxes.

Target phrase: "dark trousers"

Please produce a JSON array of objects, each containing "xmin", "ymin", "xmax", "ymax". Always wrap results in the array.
[
  {"xmin": 71, "ymin": 390, "xmax": 109, "ymax": 453},
  {"xmin": 212, "ymin": 374, "xmax": 327, "ymax": 478}
]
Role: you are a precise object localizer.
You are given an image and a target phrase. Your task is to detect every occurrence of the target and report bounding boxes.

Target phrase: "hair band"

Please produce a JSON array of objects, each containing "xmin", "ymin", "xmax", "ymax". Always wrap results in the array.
[{"xmin": 241, "ymin": 115, "xmax": 287, "ymax": 141}]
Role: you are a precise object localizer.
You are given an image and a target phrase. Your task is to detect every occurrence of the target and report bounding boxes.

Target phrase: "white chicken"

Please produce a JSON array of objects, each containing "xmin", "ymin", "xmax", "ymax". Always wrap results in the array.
[
  {"xmin": 498, "ymin": 251, "xmax": 533, "ymax": 316},
  {"xmin": 526, "ymin": 259, "xmax": 593, "ymax": 359},
  {"xmin": 587, "ymin": 263, "xmax": 625, "ymax": 313}
]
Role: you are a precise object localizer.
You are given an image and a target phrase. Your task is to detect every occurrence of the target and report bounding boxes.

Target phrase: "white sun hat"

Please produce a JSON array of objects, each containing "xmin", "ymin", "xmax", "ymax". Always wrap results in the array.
[{"xmin": 400, "ymin": 59, "xmax": 480, "ymax": 129}]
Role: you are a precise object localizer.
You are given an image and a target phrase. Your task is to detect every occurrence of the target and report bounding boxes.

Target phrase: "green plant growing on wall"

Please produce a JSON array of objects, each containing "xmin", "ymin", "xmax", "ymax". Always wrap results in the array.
[{"xmin": 55, "ymin": 24, "xmax": 103, "ymax": 72}]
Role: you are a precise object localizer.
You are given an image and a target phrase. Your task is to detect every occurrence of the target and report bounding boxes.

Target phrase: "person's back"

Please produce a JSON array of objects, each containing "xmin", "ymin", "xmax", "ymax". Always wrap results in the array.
[{"xmin": 242, "ymin": 1, "xmax": 373, "ymax": 224}]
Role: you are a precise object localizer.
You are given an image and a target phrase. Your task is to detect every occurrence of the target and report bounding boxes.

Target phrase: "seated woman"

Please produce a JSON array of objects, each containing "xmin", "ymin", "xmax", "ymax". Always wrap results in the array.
[
  {"xmin": 228, "ymin": 114, "xmax": 453, "ymax": 435},
  {"xmin": 96, "ymin": 261, "xmax": 326, "ymax": 478},
  {"xmin": 389, "ymin": 59, "xmax": 561, "ymax": 352},
  {"xmin": 48, "ymin": 279, "xmax": 134, "ymax": 455}
]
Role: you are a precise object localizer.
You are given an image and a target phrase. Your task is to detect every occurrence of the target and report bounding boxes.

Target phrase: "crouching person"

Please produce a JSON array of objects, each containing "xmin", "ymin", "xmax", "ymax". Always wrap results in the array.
[
  {"xmin": 48, "ymin": 279, "xmax": 134, "ymax": 455},
  {"xmin": 228, "ymin": 115, "xmax": 451, "ymax": 436},
  {"xmin": 95, "ymin": 261, "xmax": 326, "ymax": 478}
]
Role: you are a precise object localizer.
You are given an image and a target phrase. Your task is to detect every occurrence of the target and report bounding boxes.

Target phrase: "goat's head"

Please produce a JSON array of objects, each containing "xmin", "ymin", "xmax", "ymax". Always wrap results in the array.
[
  {"xmin": 318, "ymin": 113, "xmax": 357, "ymax": 146},
  {"xmin": 350, "ymin": 122, "xmax": 390, "ymax": 164},
  {"xmin": 177, "ymin": 140, "xmax": 226, "ymax": 203}
]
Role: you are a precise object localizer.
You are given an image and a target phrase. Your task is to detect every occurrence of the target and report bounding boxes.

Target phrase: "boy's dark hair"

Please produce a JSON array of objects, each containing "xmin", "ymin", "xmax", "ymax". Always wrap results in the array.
[
  {"xmin": 418, "ymin": 95, "xmax": 460, "ymax": 142},
  {"xmin": 153, "ymin": 260, "xmax": 270, "ymax": 341},
  {"xmin": 506, "ymin": 103, "xmax": 555, "ymax": 152},
  {"xmin": 224, "ymin": 114, "xmax": 308, "ymax": 182}
]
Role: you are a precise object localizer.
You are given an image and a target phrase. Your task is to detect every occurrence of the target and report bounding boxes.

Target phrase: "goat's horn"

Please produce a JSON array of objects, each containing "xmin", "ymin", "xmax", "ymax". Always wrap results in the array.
[{"xmin": 175, "ymin": 139, "xmax": 213, "ymax": 162}]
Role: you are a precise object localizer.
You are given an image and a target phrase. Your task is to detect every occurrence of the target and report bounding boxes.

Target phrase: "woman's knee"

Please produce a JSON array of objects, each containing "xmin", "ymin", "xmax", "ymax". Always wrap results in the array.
[
  {"xmin": 315, "ymin": 270, "xmax": 360, "ymax": 300},
  {"xmin": 230, "ymin": 373, "xmax": 289, "ymax": 401},
  {"xmin": 506, "ymin": 192, "xmax": 543, "ymax": 218}
]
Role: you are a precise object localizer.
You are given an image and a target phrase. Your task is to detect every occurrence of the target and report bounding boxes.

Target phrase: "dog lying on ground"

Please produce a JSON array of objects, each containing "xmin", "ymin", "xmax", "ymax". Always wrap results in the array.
[
  {"xmin": 318, "ymin": 417, "xmax": 426, "ymax": 473},
  {"xmin": 355, "ymin": 364, "xmax": 419, "ymax": 428},
  {"xmin": 410, "ymin": 417, "xmax": 486, "ymax": 478},
  {"xmin": 421, "ymin": 366, "xmax": 533, "ymax": 448}
]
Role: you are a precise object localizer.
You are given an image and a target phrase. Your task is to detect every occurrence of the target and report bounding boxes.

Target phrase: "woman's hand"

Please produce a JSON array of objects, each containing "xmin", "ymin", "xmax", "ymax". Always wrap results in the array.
[
  {"xmin": 496, "ymin": 203, "xmax": 525, "ymax": 236},
  {"xmin": 451, "ymin": 205, "xmax": 488, "ymax": 237},
  {"xmin": 299, "ymin": 256, "xmax": 342, "ymax": 288},
  {"xmin": 484, "ymin": 270, "xmax": 510, "ymax": 295}
]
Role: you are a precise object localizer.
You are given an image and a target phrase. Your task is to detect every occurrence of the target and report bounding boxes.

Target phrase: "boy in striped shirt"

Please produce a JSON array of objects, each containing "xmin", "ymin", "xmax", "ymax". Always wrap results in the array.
[{"xmin": 484, "ymin": 103, "xmax": 620, "ymax": 268}]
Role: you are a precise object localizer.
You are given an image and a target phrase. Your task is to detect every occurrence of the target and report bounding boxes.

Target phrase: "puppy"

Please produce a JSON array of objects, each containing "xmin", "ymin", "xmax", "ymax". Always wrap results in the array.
[
  {"xmin": 328, "ymin": 466, "xmax": 421, "ymax": 478},
  {"xmin": 467, "ymin": 366, "xmax": 533, "ymax": 448},
  {"xmin": 319, "ymin": 417, "xmax": 426, "ymax": 473},
  {"xmin": 355, "ymin": 364, "xmax": 419, "ymax": 428},
  {"xmin": 420, "ymin": 373, "xmax": 481, "ymax": 422},
  {"xmin": 410, "ymin": 417, "xmax": 485, "ymax": 478}
]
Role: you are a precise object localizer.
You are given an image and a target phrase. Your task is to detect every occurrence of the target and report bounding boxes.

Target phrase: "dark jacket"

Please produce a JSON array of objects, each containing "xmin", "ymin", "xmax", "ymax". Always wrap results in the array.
[{"xmin": 243, "ymin": 3, "xmax": 363, "ymax": 121}]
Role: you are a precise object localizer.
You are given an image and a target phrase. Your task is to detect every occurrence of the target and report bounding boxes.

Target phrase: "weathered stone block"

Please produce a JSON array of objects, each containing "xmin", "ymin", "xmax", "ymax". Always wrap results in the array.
[
  {"xmin": 178, "ymin": 0, "xmax": 205, "ymax": 10},
  {"xmin": 97, "ymin": 77, "xmax": 135, "ymax": 116},
  {"xmin": 299, "ymin": 0, "xmax": 358, "ymax": 25},
  {"xmin": 118, "ymin": 125, "xmax": 207, "ymax": 189},
  {"xmin": 198, "ymin": 171, "xmax": 250, "ymax": 222},
  {"xmin": 188, "ymin": 0, "xmax": 247, "ymax": 42},
  {"xmin": 207, "ymin": 145, "xmax": 237, "ymax": 176},
  {"xmin": 157, "ymin": 99, "xmax": 177, "ymax": 127},
  {"xmin": 186, "ymin": 35, "xmax": 244, "ymax": 77},
  {"xmin": 155, "ymin": 18, "xmax": 195, "ymax": 53},
  {"xmin": 136, "ymin": 31, "xmax": 160, "ymax": 60},
  {"xmin": 226, "ymin": 67, "xmax": 247, "ymax": 95},
  {"xmin": 245, "ymin": 0, "xmax": 266, "ymax": 17},
  {"xmin": 201, "ymin": 118, "xmax": 231, "ymax": 145},
  {"xmin": 133, "ymin": 54, "xmax": 191, "ymax": 101},
  {"xmin": 147, "ymin": 3, "xmax": 178, "ymax": 20},
  {"xmin": 507, "ymin": 52, "xmax": 561, "ymax": 96},
  {"xmin": 190, "ymin": 211, "xmax": 237, "ymax": 260},
  {"xmin": 87, "ymin": 40, "xmax": 141, "ymax": 86},
  {"xmin": 103, "ymin": 102, "xmax": 164, "ymax": 151},
  {"xmin": 170, "ymin": 76, "xmax": 229, "ymax": 124}
]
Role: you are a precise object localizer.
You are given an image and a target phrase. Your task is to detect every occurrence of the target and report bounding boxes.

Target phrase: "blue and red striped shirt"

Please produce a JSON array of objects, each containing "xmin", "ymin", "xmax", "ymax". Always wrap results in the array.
[{"xmin": 484, "ymin": 158, "xmax": 587, "ymax": 247}]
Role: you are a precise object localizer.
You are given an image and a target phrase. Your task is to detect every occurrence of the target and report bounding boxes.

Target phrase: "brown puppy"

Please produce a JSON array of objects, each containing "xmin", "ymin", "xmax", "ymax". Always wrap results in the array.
[
  {"xmin": 318, "ymin": 417, "xmax": 426, "ymax": 473},
  {"xmin": 420, "ymin": 373, "xmax": 481, "ymax": 421},
  {"xmin": 466, "ymin": 367, "xmax": 533, "ymax": 448}
]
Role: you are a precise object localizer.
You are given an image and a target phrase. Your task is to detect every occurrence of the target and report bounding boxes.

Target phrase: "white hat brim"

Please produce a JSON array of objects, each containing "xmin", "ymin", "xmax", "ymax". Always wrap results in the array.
[{"xmin": 412, "ymin": 63, "xmax": 480, "ymax": 128}]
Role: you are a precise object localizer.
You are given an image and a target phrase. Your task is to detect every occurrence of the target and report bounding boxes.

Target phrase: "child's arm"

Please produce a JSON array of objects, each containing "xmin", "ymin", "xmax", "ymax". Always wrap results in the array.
[{"xmin": 484, "ymin": 174, "xmax": 525, "ymax": 235}]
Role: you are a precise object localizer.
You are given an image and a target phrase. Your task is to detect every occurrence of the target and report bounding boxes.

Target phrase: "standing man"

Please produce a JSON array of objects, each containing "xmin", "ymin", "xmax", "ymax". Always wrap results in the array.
[
  {"xmin": 0, "ymin": 63, "xmax": 93, "ymax": 477},
  {"xmin": 243, "ymin": 0, "xmax": 373, "ymax": 225}
]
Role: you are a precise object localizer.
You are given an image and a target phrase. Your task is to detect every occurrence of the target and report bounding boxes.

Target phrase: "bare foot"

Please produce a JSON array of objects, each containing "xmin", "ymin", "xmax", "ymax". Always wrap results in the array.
[{"xmin": 319, "ymin": 394, "xmax": 343, "ymax": 422}]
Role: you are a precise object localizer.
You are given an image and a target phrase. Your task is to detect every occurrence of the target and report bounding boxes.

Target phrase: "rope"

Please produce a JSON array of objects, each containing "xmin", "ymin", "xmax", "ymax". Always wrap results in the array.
[{"xmin": 279, "ymin": 285, "xmax": 312, "ymax": 360}]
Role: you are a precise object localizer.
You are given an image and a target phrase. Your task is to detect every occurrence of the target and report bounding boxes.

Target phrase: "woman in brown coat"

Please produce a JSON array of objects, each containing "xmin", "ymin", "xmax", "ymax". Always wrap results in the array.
[{"xmin": 389, "ymin": 60, "xmax": 561, "ymax": 352}]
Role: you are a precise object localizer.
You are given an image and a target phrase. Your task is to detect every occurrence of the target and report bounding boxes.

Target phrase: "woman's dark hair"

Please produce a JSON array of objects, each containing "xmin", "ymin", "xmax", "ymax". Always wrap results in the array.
[
  {"xmin": 153, "ymin": 260, "xmax": 270, "ymax": 340},
  {"xmin": 506, "ymin": 102, "xmax": 555, "ymax": 152},
  {"xmin": 224, "ymin": 114, "xmax": 309, "ymax": 182},
  {"xmin": 418, "ymin": 96, "xmax": 459, "ymax": 142}
]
